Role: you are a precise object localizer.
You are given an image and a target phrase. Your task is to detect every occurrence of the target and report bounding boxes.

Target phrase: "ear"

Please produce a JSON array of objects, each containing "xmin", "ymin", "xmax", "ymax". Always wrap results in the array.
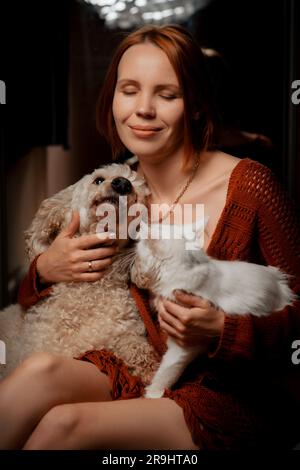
[
  {"xmin": 126, "ymin": 155, "xmax": 138, "ymax": 166},
  {"xmin": 24, "ymin": 185, "xmax": 74, "ymax": 262},
  {"xmin": 192, "ymin": 215, "xmax": 209, "ymax": 232},
  {"xmin": 133, "ymin": 177, "xmax": 151, "ymax": 203},
  {"xmin": 188, "ymin": 215, "xmax": 209, "ymax": 250},
  {"xmin": 138, "ymin": 183, "xmax": 151, "ymax": 201}
]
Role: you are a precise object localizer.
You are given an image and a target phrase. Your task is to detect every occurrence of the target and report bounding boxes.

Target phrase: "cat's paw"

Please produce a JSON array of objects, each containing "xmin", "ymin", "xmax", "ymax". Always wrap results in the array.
[{"xmin": 144, "ymin": 386, "xmax": 165, "ymax": 399}]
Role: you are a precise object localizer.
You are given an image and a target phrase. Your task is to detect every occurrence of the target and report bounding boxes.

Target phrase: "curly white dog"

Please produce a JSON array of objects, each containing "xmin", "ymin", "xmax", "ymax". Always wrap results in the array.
[{"xmin": 0, "ymin": 162, "xmax": 158, "ymax": 381}]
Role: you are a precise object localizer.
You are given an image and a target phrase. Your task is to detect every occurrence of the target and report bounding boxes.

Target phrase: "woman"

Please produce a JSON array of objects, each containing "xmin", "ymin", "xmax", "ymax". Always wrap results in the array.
[{"xmin": 0, "ymin": 24, "xmax": 299, "ymax": 450}]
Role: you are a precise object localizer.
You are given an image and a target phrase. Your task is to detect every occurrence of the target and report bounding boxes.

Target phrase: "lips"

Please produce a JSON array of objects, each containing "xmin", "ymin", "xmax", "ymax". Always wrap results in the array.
[
  {"xmin": 129, "ymin": 125, "xmax": 162, "ymax": 138},
  {"xmin": 130, "ymin": 125, "xmax": 162, "ymax": 131}
]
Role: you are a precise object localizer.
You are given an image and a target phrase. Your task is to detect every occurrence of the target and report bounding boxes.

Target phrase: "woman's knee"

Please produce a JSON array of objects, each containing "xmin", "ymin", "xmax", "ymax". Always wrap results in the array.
[
  {"xmin": 18, "ymin": 352, "xmax": 63, "ymax": 381},
  {"xmin": 24, "ymin": 404, "xmax": 81, "ymax": 449}
]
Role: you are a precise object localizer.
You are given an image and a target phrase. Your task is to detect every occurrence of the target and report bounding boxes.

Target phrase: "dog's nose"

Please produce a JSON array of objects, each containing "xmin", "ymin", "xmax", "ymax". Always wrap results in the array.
[{"xmin": 111, "ymin": 177, "xmax": 132, "ymax": 195}]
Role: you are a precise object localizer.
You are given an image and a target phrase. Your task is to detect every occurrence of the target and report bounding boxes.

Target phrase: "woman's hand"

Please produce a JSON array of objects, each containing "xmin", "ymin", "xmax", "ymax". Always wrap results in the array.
[
  {"xmin": 36, "ymin": 212, "xmax": 119, "ymax": 284},
  {"xmin": 157, "ymin": 290, "xmax": 225, "ymax": 353}
]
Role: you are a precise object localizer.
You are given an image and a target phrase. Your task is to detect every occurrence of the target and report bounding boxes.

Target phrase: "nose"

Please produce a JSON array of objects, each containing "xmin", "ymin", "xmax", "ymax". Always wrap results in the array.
[
  {"xmin": 136, "ymin": 93, "xmax": 156, "ymax": 118},
  {"xmin": 111, "ymin": 177, "xmax": 132, "ymax": 195}
]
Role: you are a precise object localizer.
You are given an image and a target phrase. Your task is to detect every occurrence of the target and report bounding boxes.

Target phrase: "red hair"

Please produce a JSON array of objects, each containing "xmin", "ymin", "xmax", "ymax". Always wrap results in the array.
[{"xmin": 96, "ymin": 24, "xmax": 216, "ymax": 166}]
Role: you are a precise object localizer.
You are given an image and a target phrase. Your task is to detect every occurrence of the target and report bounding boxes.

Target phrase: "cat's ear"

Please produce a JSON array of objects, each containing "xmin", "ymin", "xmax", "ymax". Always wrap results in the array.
[
  {"xmin": 189, "ymin": 215, "xmax": 209, "ymax": 250},
  {"xmin": 193, "ymin": 215, "xmax": 209, "ymax": 231},
  {"xmin": 195, "ymin": 216, "xmax": 209, "ymax": 250}
]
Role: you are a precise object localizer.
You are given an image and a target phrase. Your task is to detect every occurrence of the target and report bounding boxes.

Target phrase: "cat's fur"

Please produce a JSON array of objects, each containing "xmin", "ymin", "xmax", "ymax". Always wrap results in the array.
[{"xmin": 131, "ymin": 219, "xmax": 297, "ymax": 398}]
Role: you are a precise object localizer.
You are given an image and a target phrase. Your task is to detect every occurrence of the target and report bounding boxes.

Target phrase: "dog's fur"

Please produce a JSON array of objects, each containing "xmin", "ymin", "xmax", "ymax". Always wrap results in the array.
[
  {"xmin": 0, "ymin": 163, "xmax": 159, "ymax": 381},
  {"xmin": 131, "ymin": 219, "xmax": 297, "ymax": 398}
]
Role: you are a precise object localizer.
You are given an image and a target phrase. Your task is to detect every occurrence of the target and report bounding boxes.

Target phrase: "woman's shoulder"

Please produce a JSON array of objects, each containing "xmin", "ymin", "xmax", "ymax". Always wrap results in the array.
[
  {"xmin": 219, "ymin": 152, "xmax": 286, "ymax": 209},
  {"xmin": 212, "ymin": 150, "xmax": 274, "ymax": 176},
  {"xmin": 203, "ymin": 151, "xmax": 274, "ymax": 194}
]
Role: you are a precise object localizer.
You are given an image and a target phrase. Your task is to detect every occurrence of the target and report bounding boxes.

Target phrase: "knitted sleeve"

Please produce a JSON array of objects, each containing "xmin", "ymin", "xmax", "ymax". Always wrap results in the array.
[
  {"xmin": 210, "ymin": 164, "xmax": 300, "ymax": 366},
  {"xmin": 17, "ymin": 255, "xmax": 53, "ymax": 309}
]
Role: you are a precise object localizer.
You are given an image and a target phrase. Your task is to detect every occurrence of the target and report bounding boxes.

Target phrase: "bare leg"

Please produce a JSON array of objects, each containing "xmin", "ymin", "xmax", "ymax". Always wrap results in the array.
[
  {"xmin": 23, "ymin": 398, "xmax": 200, "ymax": 450},
  {"xmin": 0, "ymin": 352, "xmax": 111, "ymax": 449}
]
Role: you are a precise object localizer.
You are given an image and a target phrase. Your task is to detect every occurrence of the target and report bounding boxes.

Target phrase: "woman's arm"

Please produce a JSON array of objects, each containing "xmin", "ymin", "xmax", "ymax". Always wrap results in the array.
[
  {"xmin": 155, "ymin": 165, "xmax": 300, "ymax": 368},
  {"xmin": 17, "ymin": 255, "xmax": 53, "ymax": 309},
  {"xmin": 209, "ymin": 166, "xmax": 300, "ymax": 367}
]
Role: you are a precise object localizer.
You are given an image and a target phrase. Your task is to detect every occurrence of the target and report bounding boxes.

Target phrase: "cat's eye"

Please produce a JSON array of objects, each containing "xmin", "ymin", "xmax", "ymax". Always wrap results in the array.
[{"xmin": 93, "ymin": 177, "xmax": 105, "ymax": 185}]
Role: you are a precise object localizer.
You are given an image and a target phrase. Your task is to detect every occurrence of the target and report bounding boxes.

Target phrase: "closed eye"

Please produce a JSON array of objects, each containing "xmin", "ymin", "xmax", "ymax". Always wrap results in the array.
[
  {"xmin": 160, "ymin": 95, "xmax": 177, "ymax": 100},
  {"xmin": 122, "ymin": 91, "xmax": 177, "ymax": 100}
]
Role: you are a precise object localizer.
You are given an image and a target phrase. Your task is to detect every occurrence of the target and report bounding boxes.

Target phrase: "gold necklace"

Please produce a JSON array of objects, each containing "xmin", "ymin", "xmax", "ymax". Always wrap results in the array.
[{"xmin": 144, "ymin": 154, "xmax": 201, "ymax": 224}]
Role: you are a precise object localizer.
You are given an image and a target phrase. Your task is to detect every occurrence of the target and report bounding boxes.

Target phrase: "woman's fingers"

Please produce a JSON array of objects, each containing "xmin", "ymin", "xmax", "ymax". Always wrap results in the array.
[
  {"xmin": 157, "ymin": 293, "xmax": 225, "ymax": 349},
  {"xmin": 76, "ymin": 232, "xmax": 116, "ymax": 249},
  {"xmin": 173, "ymin": 290, "xmax": 212, "ymax": 309},
  {"xmin": 58, "ymin": 211, "xmax": 80, "ymax": 238},
  {"xmin": 162, "ymin": 299, "xmax": 192, "ymax": 324},
  {"xmin": 159, "ymin": 303, "xmax": 187, "ymax": 332},
  {"xmin": 70, "ymin": 242, "xmax": 119, "ymax": 274},
  {"xmin": 70, "ymin": 258, "xmax": 114, "ymax": 281},
  {"xmin": 159, "ymin": 316, "xmax": 185, "ymax": 341},
  {"xmin": 77, "ymin": 257, "xmax": 113, "ymax": 273},
  {"xmin": 77, "ymin": 245, "xmax": 119, "ymax": 263}
]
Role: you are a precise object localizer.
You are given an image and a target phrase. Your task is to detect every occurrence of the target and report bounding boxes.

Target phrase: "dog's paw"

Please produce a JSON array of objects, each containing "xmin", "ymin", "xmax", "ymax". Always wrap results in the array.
[{"xmin": 144, "ymin": 385, "xmax": 165, "ymax": 399}]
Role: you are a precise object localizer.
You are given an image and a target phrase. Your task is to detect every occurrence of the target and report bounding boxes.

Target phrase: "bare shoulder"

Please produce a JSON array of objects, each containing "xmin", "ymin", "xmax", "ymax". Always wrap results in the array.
[
  {"xmin": 211, "ymin": 150, "xmax": 242, "ymax": 171},
  {"xmin": 195, "ymin": 150, "xmax": 242, "ymax": 185}
]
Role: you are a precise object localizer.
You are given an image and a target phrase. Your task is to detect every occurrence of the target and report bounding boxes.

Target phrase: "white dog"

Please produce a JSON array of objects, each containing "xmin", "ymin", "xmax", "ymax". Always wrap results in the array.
[
  {"xmin": 131, "ymin": 218, "xmax": 297, "ymax": 398},
  {"xmin": 0, "ymin": 162, "xmax": 159, "ymax": 382}
]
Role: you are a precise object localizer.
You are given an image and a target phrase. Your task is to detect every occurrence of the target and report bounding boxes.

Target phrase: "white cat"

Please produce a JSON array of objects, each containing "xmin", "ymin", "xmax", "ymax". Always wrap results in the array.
[{"xmin": 131, "ymin": 218, "xmax": 297, "ymax": 398}]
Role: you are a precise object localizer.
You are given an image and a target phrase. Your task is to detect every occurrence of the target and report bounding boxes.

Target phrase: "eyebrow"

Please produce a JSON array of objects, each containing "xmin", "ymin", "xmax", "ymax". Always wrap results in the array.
[{"xmin": 116, "ymin": 79, "xmax": 181, "ymax": 91}]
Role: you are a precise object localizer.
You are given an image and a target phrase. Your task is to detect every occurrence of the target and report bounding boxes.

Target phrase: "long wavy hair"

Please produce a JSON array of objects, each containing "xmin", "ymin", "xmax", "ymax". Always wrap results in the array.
[{"xmin": 96, "ymin": 24, "xmax": 216, "ymax": 167}]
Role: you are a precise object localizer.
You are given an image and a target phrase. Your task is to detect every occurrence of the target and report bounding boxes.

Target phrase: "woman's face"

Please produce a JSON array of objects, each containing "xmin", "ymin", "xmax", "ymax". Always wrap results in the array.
[{"xmin": 112, "ymin": 42, "xmax": 185, "ymax": 162}]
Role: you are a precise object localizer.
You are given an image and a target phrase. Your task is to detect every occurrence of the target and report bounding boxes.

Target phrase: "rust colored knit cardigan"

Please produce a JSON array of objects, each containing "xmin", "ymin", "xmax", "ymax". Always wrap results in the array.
[{"xmin": 18, "ymin": 158, "xmax": 300, "ymax": 449}]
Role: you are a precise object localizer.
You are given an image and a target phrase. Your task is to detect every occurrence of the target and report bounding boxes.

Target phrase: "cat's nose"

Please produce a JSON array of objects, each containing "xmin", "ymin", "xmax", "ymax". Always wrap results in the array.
[{"xmin": 111, "ymin": 177, "xmax": 132, "ymax": 195}]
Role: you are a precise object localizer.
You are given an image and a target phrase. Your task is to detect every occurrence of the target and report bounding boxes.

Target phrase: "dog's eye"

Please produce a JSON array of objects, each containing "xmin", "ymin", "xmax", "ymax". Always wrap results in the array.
[{"xmin": 93, "ymin": 177, "xmax": 105, "ymax": 185}]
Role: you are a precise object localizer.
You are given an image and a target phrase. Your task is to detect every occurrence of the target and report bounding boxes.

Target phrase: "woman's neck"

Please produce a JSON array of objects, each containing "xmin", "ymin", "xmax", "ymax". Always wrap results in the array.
[{"xmin": 136, "ymin": 149, "xmax": 201, "ymax": 205}]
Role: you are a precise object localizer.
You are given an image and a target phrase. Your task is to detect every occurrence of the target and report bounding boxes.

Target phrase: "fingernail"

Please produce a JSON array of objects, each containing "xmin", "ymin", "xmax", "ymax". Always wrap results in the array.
[
  {"xmin": 96, "ymin": 232, "xmax": 116, "ymax": 240},
  {"xmin": 173, "ymin": 289, "xmax": 182, "ymax": 295},
  {"xmin": 96, "ymin": 232, "xmax": 107, "ymax": 240}
]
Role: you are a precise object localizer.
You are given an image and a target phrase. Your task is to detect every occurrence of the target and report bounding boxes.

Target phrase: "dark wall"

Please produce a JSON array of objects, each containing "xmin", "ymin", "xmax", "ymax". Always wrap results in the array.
[
  {"xmin": 186, "ymin": 0, "xmax": 299, "ymax": 204},
  {"xmin": 189, "ymin": 0, "xmax": 285, "ymax": 142}
]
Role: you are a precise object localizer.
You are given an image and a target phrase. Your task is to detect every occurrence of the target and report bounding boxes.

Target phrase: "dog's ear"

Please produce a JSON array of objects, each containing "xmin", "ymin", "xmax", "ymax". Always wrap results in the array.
[
  {"xmin": 126, "ymin": 167, "xmax": 151, "ymax": 201},
  {"xmin": 134, "ymin": 178, "xmax": 151, "ymax": 203},
  {"xmin": 24, "ymin": 185, "xmax": 75, "ymax": 262},
  {"xmin": 139, "ymin": 184, "xmax": 151, "ymax": 200}
]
